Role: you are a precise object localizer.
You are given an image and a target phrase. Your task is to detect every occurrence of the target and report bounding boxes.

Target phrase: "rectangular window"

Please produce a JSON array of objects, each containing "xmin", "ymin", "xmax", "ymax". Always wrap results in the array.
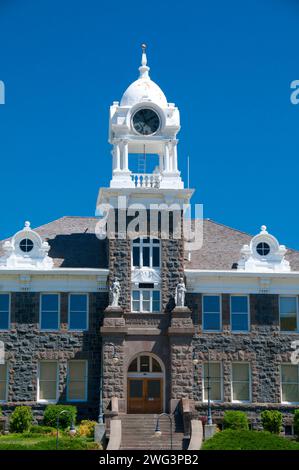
[
  {"xmin": 203, "ymin": 362, "xmax": 222, "ymax": 401},
  {"xmin": 231, "ymin": 296, "xmax": 249, "ymax": 332},
  {"xmin": 232, "ymin": 363, "xmax": 251, "ymax": 402},
  {"xmin": 132, "ymin": 290, "xmax": 161, "ymax": 313},
  {"xmin": 40, "ymin": 294, "xmax": 59, "ymax": 330},
  {"xmin": 280, "ymin": 296, "xmax": 298, "ymax": 332},
  {"xmin": 69, "ymin": 294, "xmax": 88, "ymax": 330},
  {"xmin": 203, "ymin": 295, "xmax": 221, "ymax": 331},
  {"xmin": 0, "ymin": 364, "xmax": 7, "ymax": 402},
  {"xmin": 38, "ymin": 361, "xmax": 58, "ymax": 402},
  {"xmin": 0, "ymin": 294, "xmax": 10, "ymax": 330},
  {"xmin": 67, "ymin": 361, "xmax": 87, "ymax": 402},
  {"xmin": 281, "ymin": 364, "xmax": 299, "ymax": 403}
]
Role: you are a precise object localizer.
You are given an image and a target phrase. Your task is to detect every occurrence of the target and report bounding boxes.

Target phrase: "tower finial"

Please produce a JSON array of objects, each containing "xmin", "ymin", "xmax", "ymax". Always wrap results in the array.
[{"xmin": 139, "ymin": 43, "xmax": 150, "ymax": 78}]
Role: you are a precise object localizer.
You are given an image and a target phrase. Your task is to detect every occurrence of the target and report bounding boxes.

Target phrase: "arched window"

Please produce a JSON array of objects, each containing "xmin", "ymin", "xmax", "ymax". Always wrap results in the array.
[
  {"xmin": 128, "ymin": 355, "xmax": 162, "ymax": 373},
  {"xmin": 132, "ymin": 237, "xmax": 160, "ymax": 269}
]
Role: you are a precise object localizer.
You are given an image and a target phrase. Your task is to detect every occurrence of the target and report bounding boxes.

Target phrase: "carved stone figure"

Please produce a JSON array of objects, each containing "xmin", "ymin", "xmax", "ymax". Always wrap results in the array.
[
  {"xmin": 110, "ymin": 278, "xmax": 121, "ymax": 307},
  {"xmin": 175, "ymin": 277, "xmax": 186, "ymax": 307}
]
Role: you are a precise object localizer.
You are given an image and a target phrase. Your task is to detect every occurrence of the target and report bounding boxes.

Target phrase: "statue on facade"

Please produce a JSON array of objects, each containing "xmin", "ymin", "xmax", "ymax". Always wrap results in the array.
[
  {"xmin": 110, "ymin": 278, "xmax": 121, "ymax": 308},
  {"xmin": 175, "ymin": 277, "xmax": 186, "ymax": 307}
]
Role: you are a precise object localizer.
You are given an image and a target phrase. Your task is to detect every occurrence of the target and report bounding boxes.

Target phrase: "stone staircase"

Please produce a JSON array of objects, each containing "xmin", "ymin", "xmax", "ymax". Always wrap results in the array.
[{"xmin": 119, "ymin": 414, "xmax": 188, "ymax": 450}]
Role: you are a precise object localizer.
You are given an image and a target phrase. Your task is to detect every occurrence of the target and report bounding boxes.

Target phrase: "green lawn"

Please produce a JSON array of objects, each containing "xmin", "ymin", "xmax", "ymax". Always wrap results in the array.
[
  {"xmin": 202, "ymin": 430, "xmax": 299, "ymax": 450},
  {"xmin": 0, "ymin": 433, "xmax": 100, "ymax": 450}
]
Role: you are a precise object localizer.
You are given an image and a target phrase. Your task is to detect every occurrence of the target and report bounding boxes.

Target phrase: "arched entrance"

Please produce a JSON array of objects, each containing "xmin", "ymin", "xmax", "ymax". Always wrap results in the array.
[{"xmin": 127, "ymin": 353, "xmax": 164, "ymax": 414}]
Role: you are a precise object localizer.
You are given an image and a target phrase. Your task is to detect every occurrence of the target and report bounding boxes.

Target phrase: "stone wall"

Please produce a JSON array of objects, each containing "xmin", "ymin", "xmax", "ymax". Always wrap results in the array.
[{"xmin": 0, "ymin": 291, "xmax": 108, "ymax": 421}]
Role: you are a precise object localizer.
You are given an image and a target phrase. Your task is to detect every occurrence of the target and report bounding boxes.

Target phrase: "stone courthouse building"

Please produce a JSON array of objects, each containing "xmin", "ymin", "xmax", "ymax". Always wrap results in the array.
[{"xmin": 0, "ymin": 47, "xmax": 299, "ymax": 448}]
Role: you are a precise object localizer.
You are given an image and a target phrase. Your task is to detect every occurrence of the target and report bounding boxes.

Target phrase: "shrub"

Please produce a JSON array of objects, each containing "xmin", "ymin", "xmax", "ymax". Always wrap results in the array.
[
  {"xmin": 223, "ymin": 411, "xmax": 249, "ymax": 431},
  {"xmin": 43, "ymin": 405, "xmax": 77, "ymax": 430},
  {"xmin": 261, "ymin": 410, "xmax": 282, "ymax": 434},
  {"xmin": 29, "ymin": 425, "xmax": 57, "ymax": 435},
  {"xmin": 10, "ymin": 406, "xmax": 33, "ymax": 433},
  {"xmin": 78, "ymin": 420, "xmax": 97, "ymax": 438},
  {"xmin": 294, "ymin": 410, "xmax": 299, "ymax": 437}
]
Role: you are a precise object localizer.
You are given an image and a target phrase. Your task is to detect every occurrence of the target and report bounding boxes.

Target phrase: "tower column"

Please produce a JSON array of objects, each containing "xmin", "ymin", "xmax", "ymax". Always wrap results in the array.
[
  {"xmin": 164, "ymin": 142, "xmax": 170, "ymax": 173},
  {"xmin": 173, "ymin": 140, "xmax": 178, "ymax": 173},
  {"xmin": 113, "ymin": 143, "xmax": 121, "ymax": 172},
  {"xmin": 121, "ymin": 139, "xmax": 129, "ymax": 172}
]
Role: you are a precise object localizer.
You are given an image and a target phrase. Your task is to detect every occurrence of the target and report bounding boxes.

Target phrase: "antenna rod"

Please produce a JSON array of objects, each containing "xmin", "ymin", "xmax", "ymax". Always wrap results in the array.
[{"xmin": 187, "ymin": 155, "xmax": 190, "ymax": 188}]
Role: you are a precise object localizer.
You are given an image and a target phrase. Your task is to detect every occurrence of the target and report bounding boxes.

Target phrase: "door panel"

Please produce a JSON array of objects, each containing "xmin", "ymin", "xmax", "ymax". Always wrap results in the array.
[{"xmin": 128, "ymin": 378, "xmax": 162, "ymax": 414}]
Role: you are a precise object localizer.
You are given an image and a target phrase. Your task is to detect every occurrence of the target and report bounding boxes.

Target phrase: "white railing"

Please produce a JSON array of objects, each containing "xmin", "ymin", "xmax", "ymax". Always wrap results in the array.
[{"xmin": 131, "ymin": 173, "xmax": 161, "ymax": 189}]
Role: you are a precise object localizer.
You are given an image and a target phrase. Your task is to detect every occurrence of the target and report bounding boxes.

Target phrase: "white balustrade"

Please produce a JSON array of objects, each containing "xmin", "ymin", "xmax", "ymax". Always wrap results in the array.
[{"xmin": 131, "ymin": 173, "xmax": 161, "ymax": 188}]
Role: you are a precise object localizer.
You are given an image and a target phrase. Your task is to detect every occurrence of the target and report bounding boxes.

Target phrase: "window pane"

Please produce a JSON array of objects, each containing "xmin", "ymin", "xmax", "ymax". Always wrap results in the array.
[
  {"xmin": 143, "ymin": 247, "xmax": 150, "ymax": 267},
  {"xmin": 203, "ymin": 296, "xmax": 220, "ymax": 313},
  {"xmin": 132, "ymin": 291, "xmax": 140, "ymax": 300},
  {"xmin": 41, "ymin": 311, "xmax": 59, "ymax": 330},
  {"xmin": 130, "ymin": 380, "xmax": 143, "ymax": 398},
  {"xmin": 40, "ymin": 382, "xmax": 57, "ymax": 401},
  {"xmin": 133, "ymin": 246, "xmax": 140, "ymax": 267},
  {"xmin": 143, "ymin": 291, "xmax": 150, "ymax": 300},
  {"xmin": 231, "ymin": 314, "xmax": 248, "ymax": 331},
  {"xmin": 203, "ymin": 313, "xmax": 220, "ymax": 331},
  {"xmin": 140, "ymin": 356, "xmax": 150, "ymax": 372},
  {"xmin": 147, "ymin": 380, "xmax": 161, "ymax": 398},
  {"xmin": 282, "ymin": 384, "xmax": 299, "ymax": 403},
  {"xmin": 0, "ymin": 365, "xmax": 6, "ymax": 381},
  {"xmin": 41, "ymin": 294, "xmax": 58, "ymax": 311},
  {"xmin": 153, "ymin": 291, "xmax": 160, "ymax": 301},
  {"xmin": 152, "ymin": 301, "xmax": 160, "ymax": 312},
  {"xmin": 153, "ymin": 247, "xmax": 160, "ymax": 267},
  {"xmin": 142, "ymin": 301, "xmax": 150, "ymax": 312},
  {"xmin": 69, "ymin": 311, "xmax": 87, "ymax": 330},
  {"xmin": 282, "ymin": 365, "xmax": 298, "ymax": 383},
  {"xmin": 69, "ymin": 382, "xmax": 85, "ymax": 401},
  {"xmin": 0, "ymin": 311, "xmax": 9, "ymax": 330},
  {"xmin": 68, "ymin": 361, "xmax": 86, "ymax": 401},
  {"xmin": 233, "ymin": 382, "xmax": 250, "ymax": 401},
  {"xmin": 280, "ymin": 297, "xmax": 297, "ymax": 314},
  {"xmin": 70, "ymin": 295, "xmax": 87, "ymax": 312},
  {"xmin": 132, "ymin": 301, "xmax": 139, "ymax": 312},
  {"xmin": 69, "ymin": 362, "xmax": 86, "ymax": 380},
  {"xmin": 40, "ymin": 362, "xmax": 57, "ymax": 381},
  {"xmin": 152, "ymin": 358, "xmax": 162, "ymax": 372},
  {"xmin": 204, "ymin": 363, "xmax": 220, "ymax": 380},
  {"xmin": 0, "ymin": 294, "xmax": 9, "ymax": 311},
  {"xmin": 128, "ymin": 358, "xmax": 138, "ymax": 372},
  {"xmin": 232, "ymin": 363, "xmax": 249, "ymax": 382},
  {"xmin": 280, "ymin": 297, "xmax": 297, "ymax": 331},
  {"xmin": 203, "ymin": 363, "xmax": 221, "ymax": 401},
  {"xmin": 231, "ymin": 296, "xmax": 248, "ymax": 313}
]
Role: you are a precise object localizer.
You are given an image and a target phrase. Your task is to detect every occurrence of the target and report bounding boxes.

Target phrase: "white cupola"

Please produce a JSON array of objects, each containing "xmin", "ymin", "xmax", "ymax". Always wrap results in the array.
[
  {"xmin": 108, "ymin": 44, "xmax": 183, "ymax": 190},
  {"xmin": 237, "ymin": 225, "xmax": 290, "ymax": 272}
]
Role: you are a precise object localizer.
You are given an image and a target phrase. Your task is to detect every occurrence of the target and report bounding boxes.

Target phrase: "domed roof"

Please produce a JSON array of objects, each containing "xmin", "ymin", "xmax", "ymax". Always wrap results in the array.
[{"xmin": 120, "ymin": 45, "xmax": 168, "ymax": 108}]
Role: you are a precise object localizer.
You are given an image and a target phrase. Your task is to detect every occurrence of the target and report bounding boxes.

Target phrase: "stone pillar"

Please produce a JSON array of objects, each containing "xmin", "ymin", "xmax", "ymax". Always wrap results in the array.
[
  {"xmin": 113, "ymin": 143, "xmax": 120, "ymax": 172},
  {"xmin": 164, "ymin": 142, "xmax": 170, "ymax": 172},
  {"xmin": 173, "ymin": 141, "xmax": 178, "ymax": 173},
  {"xmin": 122, "ymin": 140, "xmax": 129, "ymax": 171}
]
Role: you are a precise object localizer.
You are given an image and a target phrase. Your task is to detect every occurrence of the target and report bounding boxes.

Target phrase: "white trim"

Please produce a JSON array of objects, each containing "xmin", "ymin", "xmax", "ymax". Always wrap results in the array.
[
  {"xmin": 131, "ymin": 289, "xmax": 161, "ymax": 313},
  {"xmin": 202, "ymin": 294, "xmax": 222, "ymax": 332},
  {"xmin": 39, "ymin": 293, "xmax": 61, "ymax": 331},
  {"xmin": 230, "ymin": 294, "xmax": 250, "ymax": 333},
  {"xmin": 202, "ymin": 361, "xmax": 223, "ymax": 402},
  {"xmin": 37, "ymin": 360, "xmax": 59, "ymax": 404},
  {"xmin": 280, "ymin": 363, "xmax": 299, "ymax": 405},
  {"xmin": 231, "ymin": 362, "xmax": 252, "ymax": 404},
  {"xmin": 0, "ymin": 362, "xmax": 8, "ymax": 403},
  {"xmin": 131, "ymin": 237, "xmax": 161, "ymax": 269},
  {"xmin": 0, "ymin": 292, "xmax": 11, "ymax": 331},
  {"xmin": 68, "ymin": 293, "xmax": 89, "ymax": 331},
  {"xmin": 66, "ymin": 360, "xmax": 88, "ymax": 403},
  {"xmin": 279, "ymin": 295, "xmax": 299, "ymax": 333}
]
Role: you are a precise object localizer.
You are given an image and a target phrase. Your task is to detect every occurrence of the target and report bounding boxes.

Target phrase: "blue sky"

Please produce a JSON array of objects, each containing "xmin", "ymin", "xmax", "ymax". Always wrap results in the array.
[{"xmin": 0, "ymin": 0, "xmax": 299, "ymax": 248}]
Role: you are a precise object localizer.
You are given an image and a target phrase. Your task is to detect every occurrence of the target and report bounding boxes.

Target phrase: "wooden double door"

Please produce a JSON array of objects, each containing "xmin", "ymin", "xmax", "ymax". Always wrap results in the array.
[{"xmin": 128, "ymin": 377, "xmax": 163, "ymax": 414}]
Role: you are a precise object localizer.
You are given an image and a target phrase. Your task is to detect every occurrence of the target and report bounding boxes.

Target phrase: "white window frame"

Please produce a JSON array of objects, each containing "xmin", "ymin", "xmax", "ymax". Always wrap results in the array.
[
  {"xmin": 202, "ymin": 294, "xmax": 222, "ymax": 332},
  {"xmin": 0, "ymin": 293, "xmax": 10, "ymax": 331},
  {"xmin": 67, "ymin": 360, "xmax": 88, "ymax": 403},
  {"xmin": 279, "ymin": 295, "xmax": 299, "ymax": 333},
  {"xmin": 202, "ymin": 361, "xmax": 223, "ymax": 402},
  {"xmin": 37, "ymin": 360, "xmax": 59, "ymax": 404},
  {"xmin": 131, "ymin": 237, "xmax": 161, "ymax": 269},
  {"xmin": 39, "ymin": 293, "xmax": 60, "ymax": 331},
  {"xmin": 0, "ymin": 363, "xmax": 8, "ymax": 403},
  {"xmin": 280, "ymin": 363, "xmax": 299, "ymax": 405},
  {"xmin": 131, "ymin": 289, "xmax": 161, "ymax": 313},
  {"xmin": 128, "ymin": 354, "xmax": 163, "ymax": 375},
  {"xmin": 231, "ymin": 362, "xmax": 251, "ymax": 403},
  {"xmin": 68, "ymin": 293, "xmax": 89, "ymax": 331},
  {"xmin": 230, "ymin": 295, "xmax": 250, "ymax": 333}
]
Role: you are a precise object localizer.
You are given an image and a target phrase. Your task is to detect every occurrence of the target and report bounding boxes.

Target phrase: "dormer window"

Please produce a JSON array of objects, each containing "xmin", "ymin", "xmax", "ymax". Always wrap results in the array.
[
  {"xmin": 132, "ymin": 237, "xmax": 160, "ymax": 269},
  {"xmin": 256, "ymin": 242, "xmax": 270, "ymax": 257},
  {"xmin": 19, "ymin": 238, "xmax": 34, "ymax": 253}
]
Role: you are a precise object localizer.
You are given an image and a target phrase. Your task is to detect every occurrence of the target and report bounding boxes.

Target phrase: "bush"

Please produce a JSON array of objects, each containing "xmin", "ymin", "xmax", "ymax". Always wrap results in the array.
[
  {"xmin": 294, "ymin": 410, "xmax": 299, "ymax": 437},
  {"xmin": 43, "ymin": 405, "xmax": 77, "ymax": 430},
  {"xmin": 261, "ymin": 410, "xmax": 282, "ymax": 434},
  {"xmin": 10, "ymin": 406, "xmax": 33, "ymax": 433},
  {"xmin": 202, "ymin": 429, "xmax": 299, "ymax": 450},
  {"xmin": 78, "ymin": 420, "xmax": 97, "ymax": 438},
  {"xmin": 29, "ymin": 425, "xmax": 57, "ymax": 436},
  {"xmin": 223, "ymin": 411, "xmax": 249, "ymax": 431}
]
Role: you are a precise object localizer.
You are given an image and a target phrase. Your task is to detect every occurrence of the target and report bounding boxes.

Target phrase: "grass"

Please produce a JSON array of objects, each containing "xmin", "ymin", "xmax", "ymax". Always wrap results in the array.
[
  {"xmin": 202, "ymin": 430, "xmax": 299, "ymax": 450},
  {"xmin": 0, "ymin": 433, "xmax": 100, "ymax": 450}
]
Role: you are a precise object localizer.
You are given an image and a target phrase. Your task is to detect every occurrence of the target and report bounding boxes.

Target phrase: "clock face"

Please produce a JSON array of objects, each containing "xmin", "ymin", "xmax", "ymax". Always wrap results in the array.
[{"xmin": 132, "ymin": 108, "xmax": 160, "ymax": 135}]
